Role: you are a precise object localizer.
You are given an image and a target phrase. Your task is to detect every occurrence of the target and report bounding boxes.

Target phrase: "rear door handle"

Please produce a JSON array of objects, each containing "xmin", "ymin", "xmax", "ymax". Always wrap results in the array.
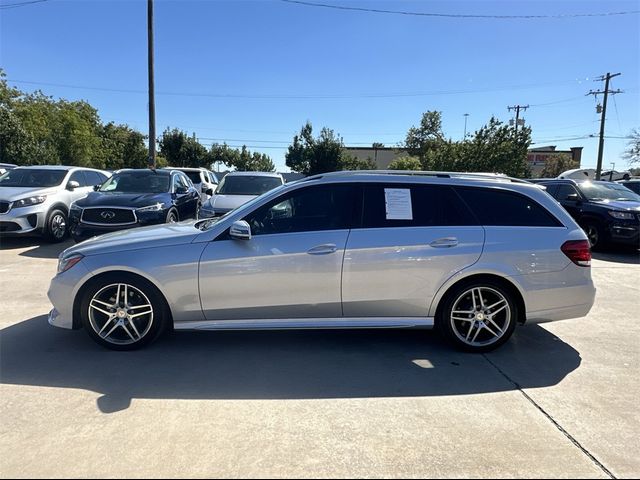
[
  {"xmin": 429, "ymin": 237, "xmax": 458, "ymax": 248},
  {"xmin": 307, "ymin": 244, "xmax": 338, "ymax": 255}
]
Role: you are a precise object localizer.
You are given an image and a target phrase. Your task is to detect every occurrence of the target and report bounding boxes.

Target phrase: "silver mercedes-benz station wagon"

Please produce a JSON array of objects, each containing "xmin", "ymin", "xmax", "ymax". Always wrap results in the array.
[{"xmin": 48, "ymin": 171, "xmax": 596, "ymax": 352}]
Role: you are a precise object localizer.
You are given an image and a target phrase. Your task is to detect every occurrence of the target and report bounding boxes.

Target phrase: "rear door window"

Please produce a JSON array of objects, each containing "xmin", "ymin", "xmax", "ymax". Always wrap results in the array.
[
  {"xmin": 360, "ymin": 184, "xmax": 477, "ymax": 228},
  {"xmin": 455, "ymin": 187, "xmax": 562, "ymax": 227}
]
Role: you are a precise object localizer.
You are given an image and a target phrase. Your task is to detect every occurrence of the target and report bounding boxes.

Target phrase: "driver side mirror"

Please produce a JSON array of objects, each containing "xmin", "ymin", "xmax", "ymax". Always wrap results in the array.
[
  {"xmin": 67, "ymin": 180, "xmax": 80, "ymax": 191},
  {"xmin": 566, "ymin": 193, "xmax": 580, "ymax": 202},
  {"xmin": 204, "ymin": 188, "xmax": 214, "ymax": 196},
  {"xmin": 175, "ymin": 186, "xmax": 188, "ymax": 195},
  {"xmin": 229, "ymin": 220, "xmax": 251, "ymax": 240}
]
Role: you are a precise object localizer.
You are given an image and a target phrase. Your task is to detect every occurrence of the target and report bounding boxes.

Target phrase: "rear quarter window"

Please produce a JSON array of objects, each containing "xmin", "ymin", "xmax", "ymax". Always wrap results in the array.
[{"xmin": 454, "ymin": 186, "xmax": 563, "ymax": 227}]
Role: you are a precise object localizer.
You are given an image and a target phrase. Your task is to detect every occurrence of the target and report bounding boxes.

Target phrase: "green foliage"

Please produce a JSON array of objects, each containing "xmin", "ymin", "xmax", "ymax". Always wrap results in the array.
[
  {"xmin": 159, "ymin": 128, "xmax": 209, "ymax": 168},
  {"xmin": 339, "ymin": 151, "xmax": 377, "ymax": 170},
  {"xmin": 404, "ymin": 111, "xmax": 445, "ymax": 158},
  {"xmin": 101, "ymin": 123, "xmax": 149, "ymax": 170},
  {"xmin": 623, "ymin": 128, "xmax": 640, "ymax": 165},
  {"xmin": 286, "ymin": 122, "xmax": 376, "ymax": 174},
  {"xmin": 388, "ymin": 155, "xmax": 423, "ymax": 170},
  {"xmin": 540, "ymin": 153, "xmax": 577, "ymax": 178},
  {"xmin": 209, "ymin": 143, "xmax": 275, "ymax": 172}
]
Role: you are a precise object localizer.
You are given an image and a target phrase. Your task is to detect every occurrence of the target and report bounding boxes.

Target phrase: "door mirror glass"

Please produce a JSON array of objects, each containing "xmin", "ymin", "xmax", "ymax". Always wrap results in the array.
[
  {"xmin": 566, "ymin": 193, "xmax": 580, "ymax": 201},
  {"xmin": 175, "ymin": 186, "xmax": 188, "ymax": 195},
  {"xmin": 229, "ymin": 220, "xmax": 251, "ymax": 240},
  {"xmin": 67, "ymin": 180, "xmax": 80, "ymax": 191}
]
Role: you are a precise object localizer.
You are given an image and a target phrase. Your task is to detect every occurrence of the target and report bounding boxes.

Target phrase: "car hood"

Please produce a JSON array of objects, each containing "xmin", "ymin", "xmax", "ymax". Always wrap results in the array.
[
  {"xmin": 0, "ymin": 186, "xmax": 58, "ymax": 201},
  {"xmin": 591, "ymin": 199, "xmax": 640, "ymax": 211},
  {"xmin": 206, "ymin": 194, "xmax": 257, "ymax": 211},
  {"xmin": 75, "ymin": 192, "xmax": 168, "ymax": 208},
  {"xmin": 63, "ymin": 222, "xmax": 201, "ymax": 257}
]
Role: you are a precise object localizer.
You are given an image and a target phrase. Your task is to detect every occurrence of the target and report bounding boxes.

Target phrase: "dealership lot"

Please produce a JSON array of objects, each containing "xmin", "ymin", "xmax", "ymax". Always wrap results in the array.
[{"xmin": 0, "ymin": 238, "xmax": 638, "ymax": 478}]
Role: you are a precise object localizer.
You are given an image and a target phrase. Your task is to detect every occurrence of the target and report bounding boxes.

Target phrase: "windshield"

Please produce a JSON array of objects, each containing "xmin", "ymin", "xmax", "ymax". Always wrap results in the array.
[
  {"xmin": 99, "ymin": 171, "xmax": 171, "ymax": 194},
  {"xmin": 181, "ymin": 171, "xmax": 202, "ymax": 184},
  {"xmin": 215, "ymin": 175, "xmax": 283, "ymax": 196},
  {"xmin": 580, "ymin": 182, "xmax": 640, "ymax": 202},
  {"xmin": 198, "ymin": 183, "xmax": 288, "ymax": 231},
  {"xmin": 0, "ymin": 168, "xmax": 67, "ymax": 188}
]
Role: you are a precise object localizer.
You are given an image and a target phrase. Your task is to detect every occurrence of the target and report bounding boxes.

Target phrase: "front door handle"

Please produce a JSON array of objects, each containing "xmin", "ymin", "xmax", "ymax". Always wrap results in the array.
[
  {"xmin": 429, "ymin": 237, "xmax": 458, "ymax": 248},
  {"xmin": 307, "ymin": 244, "xmax": 337, "ymax": 255}
]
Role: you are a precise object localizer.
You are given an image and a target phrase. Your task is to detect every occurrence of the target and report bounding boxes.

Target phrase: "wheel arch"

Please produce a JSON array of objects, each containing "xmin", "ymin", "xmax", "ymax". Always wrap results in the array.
[
  {"xmin": 432, "ymin": 273, "xmax": 527, "ymax": 326},
  {"xmin": 72, "ymin": 269, "xmax": 174, "ymax": 330}
]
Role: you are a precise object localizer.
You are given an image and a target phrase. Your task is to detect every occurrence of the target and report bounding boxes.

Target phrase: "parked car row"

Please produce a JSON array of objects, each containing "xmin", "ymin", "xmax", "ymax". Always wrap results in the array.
[{"xmin": 1, "ymin": 165, "xmax": 285, "ymax": 243}]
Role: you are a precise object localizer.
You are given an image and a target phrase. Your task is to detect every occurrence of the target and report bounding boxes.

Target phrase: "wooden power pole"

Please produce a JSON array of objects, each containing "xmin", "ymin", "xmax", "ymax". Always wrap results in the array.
[{"xmin": 588, "ymin": 73, "xmax": 622, "ymax": 180}]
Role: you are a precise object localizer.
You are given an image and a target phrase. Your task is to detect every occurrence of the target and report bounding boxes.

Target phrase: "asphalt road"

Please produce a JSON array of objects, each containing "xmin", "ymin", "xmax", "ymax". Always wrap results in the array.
[{"xmin": 0, "ymin": 237, "xmax": 638, "ymax": 478}]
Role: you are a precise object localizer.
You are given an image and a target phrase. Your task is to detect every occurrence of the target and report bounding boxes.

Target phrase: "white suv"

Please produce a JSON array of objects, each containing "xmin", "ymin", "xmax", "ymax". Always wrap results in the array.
[
  {"xmin": 0, "ymin": 166, "xmax": 110, "ymax": 242},
  {"xmin": 165, "ymin": 167, "xmax": 219, "ymax": 203}
]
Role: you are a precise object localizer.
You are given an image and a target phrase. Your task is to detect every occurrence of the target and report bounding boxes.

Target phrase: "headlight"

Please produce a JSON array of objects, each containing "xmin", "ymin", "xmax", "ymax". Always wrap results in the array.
[
  {"xmin": 136, "ymin": 203, "xmax": 164, "ymax": 213},
  {"xmin": 608, "ymin": 211, "xmax": 636, "ymax": 220},
  {"xmin": 57, "ymin": 254, "xmax": 84, "ymax": 274},
  {"xmin": 12, "ymin": 195, "xmax": 46, "ymax": 208}
]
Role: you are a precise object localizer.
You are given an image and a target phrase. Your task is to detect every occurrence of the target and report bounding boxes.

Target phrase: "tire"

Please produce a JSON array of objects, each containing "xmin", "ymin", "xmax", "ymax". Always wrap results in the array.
[
  {"xmin": 581, "ymin": 221, "xmax": 606, "ymax": 251},
  {"xmin": 79, "ymin": 273, "xmax": 169, "ymax": 351},
  {"xmin": 44, "ymin": 208, "xmax": 68, "ymax": 243},
  {"xmin": 166, "ymin": 208, "xmax": 178, "ymax": 224},
  {"xmin": 437, "ymin": 279, "xmax": 518, "ymax": 353}
]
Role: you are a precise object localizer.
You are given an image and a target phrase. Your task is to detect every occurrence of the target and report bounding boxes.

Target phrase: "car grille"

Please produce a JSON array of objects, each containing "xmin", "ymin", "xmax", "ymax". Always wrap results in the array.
[
  {"xmin": 81, "ymin": 208, "xmax": 137, "ymax": 225},
  {"xmin": 0, "ymin": 201, "xmax": 10, "ymax": 214}
]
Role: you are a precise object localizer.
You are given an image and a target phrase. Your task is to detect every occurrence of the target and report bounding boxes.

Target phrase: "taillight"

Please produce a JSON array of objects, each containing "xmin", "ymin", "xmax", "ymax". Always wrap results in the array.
[{"xmin": 561, "ymin": 240, "xmax": 591, "ymax": 267}]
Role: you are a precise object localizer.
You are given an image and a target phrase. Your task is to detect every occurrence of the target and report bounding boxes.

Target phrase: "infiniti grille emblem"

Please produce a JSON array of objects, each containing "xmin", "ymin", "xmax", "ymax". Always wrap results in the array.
[{"xmin": 101, "ymin": 211, "xmax": 116, "ymax": 220}]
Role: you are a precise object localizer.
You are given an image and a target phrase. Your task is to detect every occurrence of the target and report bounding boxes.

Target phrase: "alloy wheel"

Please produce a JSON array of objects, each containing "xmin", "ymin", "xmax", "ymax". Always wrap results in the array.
[
  {"xmin": 88, "ymin": 283, "xmax": 154, "ymax": 346},
  {"xmin": 51, "ymin": 214, "xmax": 66, "ymax": 240},
  {"xmin": 449, "ymin": 287, "xmax": 512, "ymax": 348}
]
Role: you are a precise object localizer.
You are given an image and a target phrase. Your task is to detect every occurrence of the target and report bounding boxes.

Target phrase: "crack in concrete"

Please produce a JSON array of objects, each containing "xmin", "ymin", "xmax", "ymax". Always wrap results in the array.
[{"xmin": 482, "ymin": 353, "xmax": 616, "ymax": 479}]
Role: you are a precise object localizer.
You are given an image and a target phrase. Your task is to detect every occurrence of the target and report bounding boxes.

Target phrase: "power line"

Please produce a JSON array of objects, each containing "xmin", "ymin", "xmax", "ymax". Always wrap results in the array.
[
  {"xmin": 7, "ymin": 77, "xmax": 591, "ymax": 100},
  {"xmin": 0, "ymin": 0, "xmax": 49, "ymax": 9},
  {"xmin": 281, "ymin": 0, "xmax": 640, "ymax": 19}
]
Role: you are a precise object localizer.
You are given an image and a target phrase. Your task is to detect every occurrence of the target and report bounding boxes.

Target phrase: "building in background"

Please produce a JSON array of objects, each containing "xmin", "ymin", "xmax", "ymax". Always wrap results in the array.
[
  {"xmin": 343, "ymin": 146, "xmax": 406, "ymax": 170},
  {"xmin": 527, "ymin": 146, "xmax": 583, "ymax": 176}
]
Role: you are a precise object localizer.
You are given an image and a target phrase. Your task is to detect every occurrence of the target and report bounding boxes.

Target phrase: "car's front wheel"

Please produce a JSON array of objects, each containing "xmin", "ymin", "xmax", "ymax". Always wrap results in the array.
[
  {"xmin": 45, "ymin": 208, "xmax": 68, "ymax": 243},
  {"xmin": 79, "ymin": 273, "xmax": 169, "ymax": 350},
  {"xmin": 438, "ymin": 280, "xmax": 517, "ymax": 352},
  {"xmin": 166, "ymin": 208, "xmax": 178, "ymax": 223}
]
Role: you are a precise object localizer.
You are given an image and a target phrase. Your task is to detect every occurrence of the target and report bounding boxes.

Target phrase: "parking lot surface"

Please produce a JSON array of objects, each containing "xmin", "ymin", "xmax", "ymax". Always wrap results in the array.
[{"xmin": 0, "ymin": 238, "xmax": 638, "ymax": 478}]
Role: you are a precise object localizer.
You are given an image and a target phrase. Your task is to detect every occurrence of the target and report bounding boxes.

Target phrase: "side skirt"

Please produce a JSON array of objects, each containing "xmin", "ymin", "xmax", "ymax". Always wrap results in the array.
[{"xmin": 174, "ymin": 317, "xmax": 435, "ymax": 331}]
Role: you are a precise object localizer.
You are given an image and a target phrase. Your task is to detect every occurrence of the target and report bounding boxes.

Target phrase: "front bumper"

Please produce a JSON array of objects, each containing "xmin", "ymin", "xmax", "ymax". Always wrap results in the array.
[
  {"xmin": 0, "ymin": 203, "xmax": 47, "ymax": 236},
  {"xmin": 47, "ymin": 260, "xmax": 93, "ymax": 329},
  {"xmin": 608, "ymin": 221, "xmax": 640, "ymax": 246}
]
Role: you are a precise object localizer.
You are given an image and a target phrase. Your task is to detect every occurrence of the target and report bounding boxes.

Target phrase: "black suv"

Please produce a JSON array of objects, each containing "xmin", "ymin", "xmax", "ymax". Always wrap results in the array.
[{"xmin": 539, "ymin": 179, "xmax": 640, "ymax": 249}]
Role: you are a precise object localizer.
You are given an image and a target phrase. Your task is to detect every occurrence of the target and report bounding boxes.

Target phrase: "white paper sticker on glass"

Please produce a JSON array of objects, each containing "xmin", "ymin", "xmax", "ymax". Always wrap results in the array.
[{"xmin": 384, "ymin": 188, "xmax": 413, "ymax": 220}]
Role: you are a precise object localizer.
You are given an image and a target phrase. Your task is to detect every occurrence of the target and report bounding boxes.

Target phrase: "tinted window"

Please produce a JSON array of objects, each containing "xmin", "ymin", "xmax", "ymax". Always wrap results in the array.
[
  {"xmin": 245, "ymin": 184, "xmax": 355, "ymax": 235},
  {"xmin": 360, "ymin": 184, "xmax": 477, "ymax": 228},
  {"xmin": 84, "ymin": 171, "xmax": 104, "ymax": 186},
  {"xmin": 183, "ymin": 171, "xmax": 202, "ymax": 184},
  {"xmin": 455, "ymin": 187, "xmax": 562, "ymax": 227},
  {"xmin": 216, "ymin": 175, "xmax": 283, "ymax": 195},
  {"xmin": 0, "ymin": 169, "xmax": 68, "ymax": 188},
  {"xmin": 578, "ymin": 182, "xmax": 640, "ymax": 202},
  {"xmin": 555, "ymin": 184, "xmax": 580, "ymax": 201},
  {"xmin": 208, "ymin": 172, "xmax": 218, "ymax": 184},
  {"xmin": 68, "ymin": 171, "xmax": 88, "ymax": 187}
]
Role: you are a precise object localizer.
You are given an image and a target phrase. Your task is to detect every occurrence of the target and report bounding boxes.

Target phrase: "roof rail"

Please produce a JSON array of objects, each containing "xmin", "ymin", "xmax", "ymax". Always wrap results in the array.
[{"xmin": 301, "ymin": 170, "xmax": 532, "ymax": 184}]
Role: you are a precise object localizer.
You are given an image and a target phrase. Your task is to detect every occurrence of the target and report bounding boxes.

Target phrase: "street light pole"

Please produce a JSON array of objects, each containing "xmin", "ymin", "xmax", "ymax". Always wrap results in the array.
[{"xmin": 147, "ymin": 0, "xmax": 156, "ymax": 169}]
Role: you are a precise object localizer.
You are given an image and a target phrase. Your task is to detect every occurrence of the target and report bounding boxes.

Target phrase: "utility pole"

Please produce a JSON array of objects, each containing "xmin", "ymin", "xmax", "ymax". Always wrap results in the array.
[
  {"xmin": 587, "ymin": 72, "xmax": 622, "ymax": 180},
  {"xmin": 463, "ymin": 113, "xmax": 469, "ymax": 139},
  {"xmin": 147, "ymin": 0, "xmax": 156, "ymax": 169},
  {"xmin": 507, "ymin": 104, "xmax": 529, "ymax": 134}
]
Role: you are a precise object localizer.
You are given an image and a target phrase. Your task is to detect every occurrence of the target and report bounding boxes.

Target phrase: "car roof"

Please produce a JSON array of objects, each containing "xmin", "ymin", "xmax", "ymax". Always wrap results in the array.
[
  {"xmin": 224, "ymin": 171, "xmax": 283, "ymax": 178},
  {"xmin": 115, "ymin": 168, "xmax": 172, "ymax": 176},
  {"xmin": 164, "ymin": 167, "xmax": 210, "ymax": 172}
]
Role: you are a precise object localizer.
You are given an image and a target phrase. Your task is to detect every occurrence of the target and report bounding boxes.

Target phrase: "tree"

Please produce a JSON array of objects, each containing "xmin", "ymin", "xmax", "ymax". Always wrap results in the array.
[
  {"xmin": 209, "ymin": 143, "xmax": 275, "ymax": 171},
  {"xmin": 286, "ymin": 121, "xmax": 366, "ymax": 174},
  {"xmin": 404, "ymin": 110, "xmax": 445, "ymax": 158},
  {"xmin": 623, "ymin": 128, "xmax": 640, "ymax": 165},
  {"xmin": 540, "ymin": 153, "xmax": 577, "ymax": 178},
  {"xmin": 159, "ymin": 128, "xmax": 208, "ymax": 168},
  {"xmin": 101, "ymin": 123, "xmax": 148, "ymax": 170},
  {"xmin": 388, "ymin": 156, "xmax": 422, "ymax": 170}
]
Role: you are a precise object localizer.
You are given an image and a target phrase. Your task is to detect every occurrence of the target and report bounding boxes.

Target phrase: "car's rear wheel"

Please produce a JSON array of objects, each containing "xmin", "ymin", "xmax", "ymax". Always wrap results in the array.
[
  {"xmin": 438, "ymin": 280, "xmax": 517, "ymax": 352},
  {"xmin": 79, "ymin": 273, "xmax": 169, "ymax": 350},
  {"xmin": 45, "ymin": 208, "xmax": 68, "ymax": 243}
]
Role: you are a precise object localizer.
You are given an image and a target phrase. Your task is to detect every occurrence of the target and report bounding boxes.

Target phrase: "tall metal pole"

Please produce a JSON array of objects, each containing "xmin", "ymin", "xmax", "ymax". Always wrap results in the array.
[
  {"xmin": 147, "ymin": 0, "xmax": 156, "ymax": 169},
  {"xmin": 463, "ymin": 113, "xmax": 469, "ymax": 139}
]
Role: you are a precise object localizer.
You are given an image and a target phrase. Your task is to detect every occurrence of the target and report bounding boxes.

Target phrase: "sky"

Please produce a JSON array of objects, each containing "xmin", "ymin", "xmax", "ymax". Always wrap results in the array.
[{"xmin": 1, "ymin": 0, "xmax": 639, "ymax": 172}]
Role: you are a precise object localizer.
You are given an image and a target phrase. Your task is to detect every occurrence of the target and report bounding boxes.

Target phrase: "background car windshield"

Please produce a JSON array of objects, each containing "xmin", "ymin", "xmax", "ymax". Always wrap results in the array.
[
  {"xmin": 0, "ymin": 168, "xmax": 67, "ymax": 188},
  {"xmin": 100, "ymin": 172, "xmax": 170, "ymax": 193},
  {"xmin": 580, "ymin": 182, "xmax": 640, "ymax": 201},
  {"xmin": 216, "ymin": 176, "xmax": 282, "ymax": 195}
]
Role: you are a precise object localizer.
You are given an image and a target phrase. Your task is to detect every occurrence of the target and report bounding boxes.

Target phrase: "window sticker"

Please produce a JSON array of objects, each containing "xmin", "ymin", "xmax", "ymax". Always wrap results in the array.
[{"xmin": 384, "ymin": 188, "xmax": 413, "ymax": 220}]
